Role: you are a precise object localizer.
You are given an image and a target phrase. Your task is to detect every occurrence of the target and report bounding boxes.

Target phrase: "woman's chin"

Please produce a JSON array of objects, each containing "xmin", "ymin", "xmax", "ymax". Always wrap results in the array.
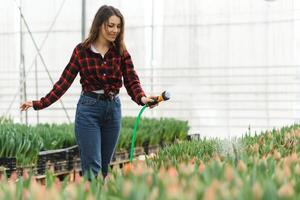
[{"xmin": 105, "ymin": 37, "xmax": 116, "ymax": 42}]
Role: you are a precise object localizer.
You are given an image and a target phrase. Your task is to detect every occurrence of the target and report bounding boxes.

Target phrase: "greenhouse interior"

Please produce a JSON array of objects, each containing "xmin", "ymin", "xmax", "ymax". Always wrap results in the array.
[{"xmin": 1, "ymin": 0, "xmax": 300, "ymax": 199}]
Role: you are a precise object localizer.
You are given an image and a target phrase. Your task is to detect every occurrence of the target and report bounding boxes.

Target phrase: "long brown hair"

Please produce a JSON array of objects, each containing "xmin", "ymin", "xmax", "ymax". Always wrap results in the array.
[{"xmin": 82, "ymin": 5, "xmax": 126, "ymax": 55}]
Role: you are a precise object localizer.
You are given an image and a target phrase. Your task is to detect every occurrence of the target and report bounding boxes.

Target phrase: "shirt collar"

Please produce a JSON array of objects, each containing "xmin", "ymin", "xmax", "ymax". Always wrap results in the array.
[
  {"xmin": 90, "ymin": 43, "xmax": 117, "ymax": 55},
  {"xmin": 90, "ymin": 44, "xmax": 100, "ymax": 54}
]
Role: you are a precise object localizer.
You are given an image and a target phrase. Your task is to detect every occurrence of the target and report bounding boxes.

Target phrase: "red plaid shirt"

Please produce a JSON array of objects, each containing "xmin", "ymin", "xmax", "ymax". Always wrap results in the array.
[{"xmin": 33, "ymin": 43, "xmax": 145, "ymax": 110}]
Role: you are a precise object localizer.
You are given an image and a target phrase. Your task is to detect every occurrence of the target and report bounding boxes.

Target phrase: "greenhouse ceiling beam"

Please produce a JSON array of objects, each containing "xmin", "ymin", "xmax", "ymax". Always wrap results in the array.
[{"xmin": 3, "ymin": 0, "xmax": 70, "ymax": 124}]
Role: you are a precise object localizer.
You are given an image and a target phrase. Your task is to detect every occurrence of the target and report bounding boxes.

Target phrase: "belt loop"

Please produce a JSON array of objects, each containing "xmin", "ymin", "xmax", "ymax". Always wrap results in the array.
[{"xmin": 108, "ymin": 92, "xmax": 115, "ymax": 101}]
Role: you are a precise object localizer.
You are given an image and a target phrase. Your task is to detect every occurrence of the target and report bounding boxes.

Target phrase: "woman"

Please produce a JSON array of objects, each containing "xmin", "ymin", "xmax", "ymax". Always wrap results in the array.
[{"xmin": 20, "ymin": 5, "xmax": 157, "ymax": 179}]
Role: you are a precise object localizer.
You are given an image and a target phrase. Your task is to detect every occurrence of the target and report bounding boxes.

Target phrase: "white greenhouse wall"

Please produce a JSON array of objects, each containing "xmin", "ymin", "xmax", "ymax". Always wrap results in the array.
[{"xmin": 1, "ymin": 0, "xmax": 300, "ymax": 138}]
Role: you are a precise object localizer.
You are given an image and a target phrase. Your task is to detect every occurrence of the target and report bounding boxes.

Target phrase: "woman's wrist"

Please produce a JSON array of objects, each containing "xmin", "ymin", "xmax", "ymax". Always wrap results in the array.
[{"xmin": 141, "ymin": 96, "xmax": 148, "ymax": 105}]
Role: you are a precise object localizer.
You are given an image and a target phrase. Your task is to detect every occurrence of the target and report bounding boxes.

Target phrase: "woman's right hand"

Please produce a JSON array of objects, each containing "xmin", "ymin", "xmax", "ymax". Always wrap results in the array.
[
  {"xmin": 141, "ymin": 96, "xmax": 158, "ymax": 109},
  {"xmin": 20, "ymin": 101, "xmax": 33, "ymax": 111}
]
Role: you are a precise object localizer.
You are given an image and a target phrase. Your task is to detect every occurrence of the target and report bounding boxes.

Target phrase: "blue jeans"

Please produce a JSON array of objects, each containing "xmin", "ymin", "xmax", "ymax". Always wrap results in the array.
[{"xmin": 74, "ymin": 94, "xmax": 121, "ymax": 179}]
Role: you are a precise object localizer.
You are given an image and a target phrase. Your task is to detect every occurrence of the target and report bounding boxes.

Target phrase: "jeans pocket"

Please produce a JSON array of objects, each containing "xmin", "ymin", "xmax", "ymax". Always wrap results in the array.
[{"xmin": 79, "ymin": 95, "xmax": 97, "ymax": 106}]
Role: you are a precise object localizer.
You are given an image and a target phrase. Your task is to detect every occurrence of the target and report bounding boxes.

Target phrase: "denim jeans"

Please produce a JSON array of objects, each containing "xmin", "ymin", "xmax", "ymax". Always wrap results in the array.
[{"xmin": 74, "ymin": 94, "xmax": 121, "ymax": 179}]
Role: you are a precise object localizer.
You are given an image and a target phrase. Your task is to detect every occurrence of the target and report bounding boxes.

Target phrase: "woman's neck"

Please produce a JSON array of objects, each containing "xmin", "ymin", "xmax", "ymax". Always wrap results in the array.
[
  {"xmin": 94, "ymin": 36, "xmax": 110, "ymax": 49},
  {"xmin": 93, "ymin": 37, "xmax": 111, "ymax": 56}
]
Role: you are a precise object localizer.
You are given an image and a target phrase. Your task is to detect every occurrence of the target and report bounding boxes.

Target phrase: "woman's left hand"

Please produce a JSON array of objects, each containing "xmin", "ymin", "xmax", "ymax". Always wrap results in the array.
[
  {"xmin": 141, "ymin": 96, "xmax": 159, "ymax": 109},
  {"xmin": 20, "ymin": 101, "xmax": 33, "ymax": 111}
]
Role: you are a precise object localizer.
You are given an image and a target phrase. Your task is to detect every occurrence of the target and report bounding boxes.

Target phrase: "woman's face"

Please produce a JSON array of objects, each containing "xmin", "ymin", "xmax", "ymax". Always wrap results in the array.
[{"xmin": 100, "ymin": 15, "xmax": 121, "ymax": 43}]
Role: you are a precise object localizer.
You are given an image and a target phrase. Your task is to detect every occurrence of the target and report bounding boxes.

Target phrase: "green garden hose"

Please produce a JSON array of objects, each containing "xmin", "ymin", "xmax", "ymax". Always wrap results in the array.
[
  {"xmin": 129, "ymin": 91, "xmax": 170, "ymax": 163},
  {"xmin": 129, "ymin": 105, "xmax": 147, "ymax": 163}
]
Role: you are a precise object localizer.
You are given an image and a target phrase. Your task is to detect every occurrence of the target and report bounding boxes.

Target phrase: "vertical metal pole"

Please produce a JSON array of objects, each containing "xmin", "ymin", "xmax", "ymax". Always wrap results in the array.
[
  {"xmin": 226, "ymin": 2, "xmax": 231, "ymax": 138},
  {"xmin": 265, "ymin": 3, "xmax": 270, "ymax": 128},
  {"xmin": 150, "ymin": 0, "xmax": 154, "ymax": 117},
  {"xmin": 19, "ymin": 7, "xmax": 22, "ymax": 123},
  {"xmin": 151, "ymin": 0, "xmax": 154, "ymax": 94},
  {"xmin": 19, "ymin": 0, "xmax": 24, "ymax": 123},
  {"xmin": 35, "ymin": 58, "xmax": 39, "ymax": 123},
  {"xmin": 19, "ymin": 0, "xmax": 28, "ymax": 125},
  {"xmin": 23, "ymin": 44, "xmax": 28, "ymax": 125},
  {"xmin": 81, "ymin": 0, "xmax": 86, "ymax": 41}
]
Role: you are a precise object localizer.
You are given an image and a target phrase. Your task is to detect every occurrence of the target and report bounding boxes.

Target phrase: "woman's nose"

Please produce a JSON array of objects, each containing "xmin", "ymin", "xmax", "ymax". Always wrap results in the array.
[{"xmin": 112, "ymin": 27, "xmax": 118, "ymax": 33}]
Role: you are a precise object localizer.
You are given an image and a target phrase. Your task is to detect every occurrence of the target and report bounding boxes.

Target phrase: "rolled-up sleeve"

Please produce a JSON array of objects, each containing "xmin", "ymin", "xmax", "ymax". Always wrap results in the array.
[{"xmin": 121, "ymin": 50, "xmax": 145, "ymax": 105}]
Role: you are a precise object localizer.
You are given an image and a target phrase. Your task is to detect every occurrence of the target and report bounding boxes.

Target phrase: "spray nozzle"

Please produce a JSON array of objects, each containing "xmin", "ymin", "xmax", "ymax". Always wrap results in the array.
[{"xmin": 147, "ymin": 91, "xmax": 171, "ymax": 106}]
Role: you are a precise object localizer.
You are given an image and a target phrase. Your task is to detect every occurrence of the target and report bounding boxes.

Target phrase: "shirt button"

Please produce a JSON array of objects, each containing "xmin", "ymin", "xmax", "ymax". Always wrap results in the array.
[
  {"xmin": 103, "ymin": 73, "xmax": 106, "ymax": 76},
  {"xmin": 103, "ymin": 61, "xmax": 106, "ymax": 65}
]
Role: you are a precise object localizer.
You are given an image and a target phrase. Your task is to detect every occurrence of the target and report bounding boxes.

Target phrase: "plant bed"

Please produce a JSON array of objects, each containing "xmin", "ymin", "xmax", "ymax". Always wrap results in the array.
[
  {"xmin": 1, "ymin": 124, "xmax": 300, "ymax": 199},
  {"xmin": 0, "ymin": 117, "xmax": 189, "ymax": 167}
]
